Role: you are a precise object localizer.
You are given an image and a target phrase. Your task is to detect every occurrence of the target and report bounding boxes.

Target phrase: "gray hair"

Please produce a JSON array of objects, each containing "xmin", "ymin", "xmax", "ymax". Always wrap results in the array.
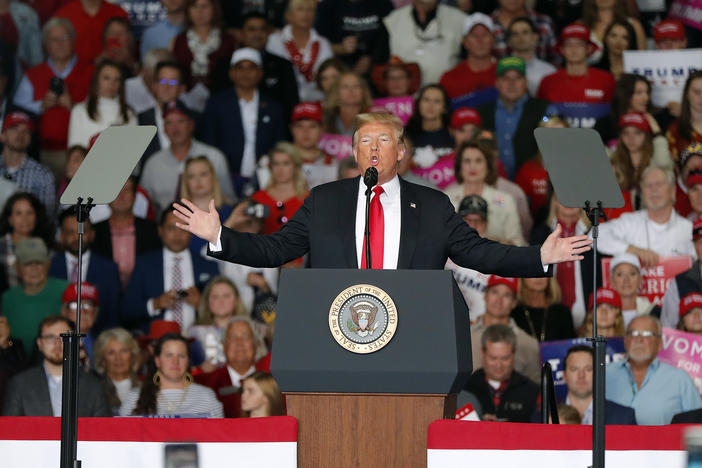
[
  {"xmin": 641, "ymin": 166, "xmax": 675, "ymax": 188},
  {"xmin": 143, "ymin": 48, "xmax": 174, "ymax": 73},
  {"xmin": 481, "ymin": 324, "xmax": 517, "ymax": 352},
  {"xmin": 224, "ymin": 316, "xmax": 268, "ymax": 360},
  {"xmin": 42, "ymin": 17, "xmax": 76, "ymax": 45},
  {"xmin": 627, "ymin": 315, "xmax": 662, "ymax": 336},
  {"xmin": 93, "ymin": 327, "xmax": 140, "ymax": 375}
]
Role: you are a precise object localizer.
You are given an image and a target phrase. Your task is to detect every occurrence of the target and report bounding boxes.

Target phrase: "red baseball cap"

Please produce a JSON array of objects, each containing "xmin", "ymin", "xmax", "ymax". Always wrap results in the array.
[
  {"xmin": 556, "ymin": 24, "xmax": 600, "ymax": 56},
  {"xmin": 693, "ymin": 218, "xmax": 702, "ymax": 241},
  {"xmin": 654, "ymin": 19, "xmax": 685, "ymax": 42},
  {"xmin": 3, "ymin": 111, "xmax": 35, "ymax": 133},
  {"xmin": 618, "ymin": 112, "xmax": 651, "ymax": 133},
  {"xmin": 588, "ymin": 287, "xmax": 622, "ymax": 310},
  {"xmin": 450, "ymin": 107, "xmax": 482, "ymax": 129},
  {"xmin": 687, "ymin": 169, "xmax": 702, "ymax": 188},
  {"xmin": 291, "ymin": 102, "xmax": 322, "ymax": 123},
  {"xmin": 137, "ymin": 320, "xmax": 185, "ymax": 347},
  {"xmin": 62, "ymin": 282, "xmax": 100, "ymax": 305},
  {"xmin": 680, "ymin": 292, "xmax": 702, "ymax": 317},
  {"xmin": 486, "ymin": 275, "xmax": 518, "ymax": 295}
]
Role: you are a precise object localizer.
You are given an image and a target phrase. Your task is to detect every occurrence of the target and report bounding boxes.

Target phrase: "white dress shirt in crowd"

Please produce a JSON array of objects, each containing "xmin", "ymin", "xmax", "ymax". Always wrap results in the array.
[
  {"xmin": 226, "ymin": 364, "xmax": 255, "ymax": 389},
  {"xmin": 239, "ymin": 90, "xmax": 259, "ymax": 178},
  {"xmin": 65, "ymin": 250, "xmax": 90, "ymax": 282},
  {"xmin": 354, "ymin": 175, "xmax": 402, "ymax": 269},
  {"xmin": 146, "ymin": 248, "xmax": 197, "ymax": 330}
]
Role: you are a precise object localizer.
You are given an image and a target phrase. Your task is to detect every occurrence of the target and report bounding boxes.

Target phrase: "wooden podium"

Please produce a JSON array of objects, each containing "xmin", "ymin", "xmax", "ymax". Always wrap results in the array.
[
  {"xmin": 271, "ymin": 270, "xmax": 472, "ymax": 468},
  {"xmin": 286, "ymin": 393, "xmax": 456, "ymax": 468}
]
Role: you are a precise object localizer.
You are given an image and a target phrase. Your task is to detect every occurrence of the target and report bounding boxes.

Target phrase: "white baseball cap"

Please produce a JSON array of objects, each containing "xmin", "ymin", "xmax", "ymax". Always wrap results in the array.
[
  {"xmin": 609, "ymin": 253, "xmax": 641, "ymax": 275},
  {"xmin": 230, "ymin": 47, "xmax": 262, "ymax": 67},
  {"xmin": 463, "ymin": 13, "xmax": 495, "ymax": 36}
]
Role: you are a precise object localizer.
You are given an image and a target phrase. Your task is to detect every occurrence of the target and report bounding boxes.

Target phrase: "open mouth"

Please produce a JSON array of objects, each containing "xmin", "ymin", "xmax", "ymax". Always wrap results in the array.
[{"xmin": 370, "ymin": 155, "xmax": 379, "ymax": 166}]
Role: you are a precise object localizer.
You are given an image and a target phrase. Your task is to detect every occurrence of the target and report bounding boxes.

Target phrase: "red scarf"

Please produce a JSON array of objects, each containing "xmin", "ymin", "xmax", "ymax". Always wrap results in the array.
[
  {"xmin": 285, "ymin": 39, "xmax": 320, "ymax": 82},
  {"xmin": 556, "ymin": 219, "xmax": 577, "ymax": 309}
]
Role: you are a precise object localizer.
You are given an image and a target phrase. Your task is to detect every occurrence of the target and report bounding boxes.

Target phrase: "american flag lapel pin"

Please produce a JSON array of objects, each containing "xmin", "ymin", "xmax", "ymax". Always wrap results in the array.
[{"xmin": 410, "ymin": 202, "xmax": 416, "ymax": 208}]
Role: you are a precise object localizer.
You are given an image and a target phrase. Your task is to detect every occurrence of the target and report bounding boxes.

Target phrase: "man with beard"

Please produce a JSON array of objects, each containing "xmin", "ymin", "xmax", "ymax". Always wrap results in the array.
[
  {"xmin": 49, "ymin": 207, "xmax": 121, "ymax": 335},
  {"xmin": 1, "ymin": 315, "xmax": 110, "ymax": 416},
  {"xmin": 606, "ymin": 315, "xmax": 702, "ymax": 425}
]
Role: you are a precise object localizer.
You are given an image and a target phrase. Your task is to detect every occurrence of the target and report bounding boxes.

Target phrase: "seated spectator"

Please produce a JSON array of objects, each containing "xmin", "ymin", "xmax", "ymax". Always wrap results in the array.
[
  {"xmin": 597, "ymin": 167, "xmax": 695, "ymax": 265},
  {"xmin": 195, "ymin": 317, "xmax": 270, "ymax": 417},
  {"xmin": 655, "ymin": 18, "xmax": 687, "ymax": 51},
  {"xmin": 610, "ymin": 112, "xmax": 672, "ymax": 208},
  {"xmin": 239, "ymin": 12, "xmax": 299, "ymax": 123},
  {"xmin": 180, "ymin": 156, "xmax": 234, "ymax": 252},
  {"xmin": 557, "ymin": 404, "xmax": 582, "ymax": 424},
  {"xmin": 57, "ymin": 145, "xmax": 87, "ymax": 198},
  {"xmin": 578, "ymin": 288, "xmax": 625, "ymax": 338},
  {"xmin": 67, "ymin": 59, "xmax": 137, "ymax": 148},
  {"xmin": 376, "ymin": 0, "xmax": 467, "ymax": 86},
  {"xmin": 251, "ymin": 142, "xmax": 308, "ymax": 235},
  {"xmin": 96, "ymin": 17, "xmax": 138, "ymax": 78},
  {"xmin": 0, "ymin": 192, "xmax": 54, "ymax": 291},
  {"xmin": 609, "ymin": 253, "xmax": 658, "ymax": 328},
  {"xmin": 562, "ymin": 344, "xmax": 637, "ymax": 424},
  {"xmin": 661, "ymin": 219, "xmax": 702, "ymax": 328},
  {"xmin": 477, "ymin": 56, "xmax": 549, "ymax": 179},
  {"xmin": 592, "ymin": 19, "xmax": 636, "ymax": 81},
  {"xmin": 120, "ymin": 332, "xmax": 224, "ymax": 417},
  {"xmin": 537, "ymin": 24, "xmax": 616, "ymax": 116},
  {"xmin": 0, "ymin": 0, "xmax": 42, "ymax": 68},
  {"xmin": 138, "ymin": 61, "xmax": 186, "ymax": 163},
  {"xmin": 530, "ymin": 194, "xmax": 592, "ymax": 327},
  {"xmin": 200, "ymin": 48, "xmax": 285, "ymax": 196},
  {"xmin": 2, "ymin": 238, "xmax": 67, "ymax": 356},
  {"xmin": 405, "ymin": 85, "xmax": 455, "ymax": 173},
  {"xmin": 578, "ymin": 0, "xmax": 646, "ymax": 53},
  {"xmin": 123, "ymin": 208, "xmax": 219, "ymax": 332},
  {"xmin": 0, "ymin": 112, "xmax": 55, "ymax": 214},
  {"xmin": 2, "ymin": 315, "xmax": 110, "ymax": 416},
  {"xmin": 265, "ymin": 0, "xmax": 333, "ymax": 102},
  {"xmin": 92, "ymin": 177, "xmax": 161, "ymax": 289},
  {"xmin": 490, "ymin": 0, "xmax": 557, "ymax": 64},
  {"xmin": 125, "ymin": 48, "xmax": 172, "ymax": 115},
  {"xmin": 606, "ymin": 315, "xmax": 702, "ymax": 425},
  {"xmin": 315, "ymin": 58, "xmax": 347, "ymax": 101},
  {"xmin": 171, "ymin": 0, "xmax": 235, "ymax": 91},
  {"xmin": 0, "ymin": 315, "xmax": 27, "ymax": 407},
  {"xmin": 687, "ymin": 169, "xmax": 702, "ymax": 222},
  {"xmin": 187, "ymin": 276, "xmax": 247, "ymax": 370},
  {"xmin": 140, "ymin": 0, "xmax": 186, "ymax": 61},
  {"xmin": 439, "ymin": 13, "xmax": 496, "ymax": 100},
  {"xmin": 672, "ymin": 142, "xmax": 702, "ymax": 219},
  {"xmin": 290, "ymin": 102, "xmax": 337, "ymax": 189},
  {"xmin": 667, "ymin": 72, "xmax": 702, "ymax": 168},
  {"xmin": 511, "ymin": 276, "xmax": 575, "ymax": 341},
  {"xmin": 141, "ymin": 99, "xmax": 234, "ymax": 215},
  {"xmin": 55, "ymin": 0, "xmax": 128, "ymax": 65},
  {"xmin": 92, "ymin": 327, "xmax": 140, "ymax": 415},
  {"xmin": 50, "ymin": 207, "xmax": 121, "ymax": 335},
  {"xmin": 322, "ymin": 72, "xmax": 372, "ymax": 137},
  {"xmin": 464, "ymin": 324, "xmax": 539, "ymax": 422},
  {"xmin": 444, "ymin": 140, "xmax": 525, "ymax": 246},
  {"xmin": 469, "ymin": 275, "xmax": 540, "ymax": 383},
  {"xmin": 370, "ymin": 57, "xmax": 421, "ymax": 99},
  {"xmin": 13, "ymin": 18, "xmax": 93, "ymax": 179},
  {"xmin": 506, "ymin": 17, "xmax": 556, "ymax": 96},
  {"xmin": 241, "ymin": 370, "xmax": 284, "ymax": 417},
  {"xmin": 678, "ymin": 292, "xmax": 702, "ymax": 336},
  {"xmin": 59, "ymin": 282, "xmax": 100, "ymax": 362}
]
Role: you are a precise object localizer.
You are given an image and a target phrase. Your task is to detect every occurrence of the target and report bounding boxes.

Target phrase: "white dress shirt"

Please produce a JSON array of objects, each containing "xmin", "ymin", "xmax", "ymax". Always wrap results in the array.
[
  {"xmin": 65, "ymin": 250, "xmax": 90, "ymax": 282},
  {"xmin": 146, "ymin": 248, "xmax": 197, "ymax": 330},
  {"xmin": 226, "ymin": 364, "xmax": 255, "ymax": 389},
  {"xmin": 355, "ymin": 175, "xmax": 402, "ymax": 269},
  {"xmin": 238, "ymin": 90, "xmax": 259, "ymax": 178}
]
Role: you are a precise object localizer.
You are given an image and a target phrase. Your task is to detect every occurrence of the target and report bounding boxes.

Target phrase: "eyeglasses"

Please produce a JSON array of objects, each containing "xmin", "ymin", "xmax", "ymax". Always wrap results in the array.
[
  {"xmin": 40, "ymin": 334, "xmax": 63, "ymax": 342},
  {"xmin": 626, "ymin": 330, "xmax": 660, "ymax": 338},
  {"xmin": 158, "ymin": 79, "xmax": 180, "ymax": 86},
  {"xmin": 66, "ymin": 301, "xmax": 93, "ymax": 311}
]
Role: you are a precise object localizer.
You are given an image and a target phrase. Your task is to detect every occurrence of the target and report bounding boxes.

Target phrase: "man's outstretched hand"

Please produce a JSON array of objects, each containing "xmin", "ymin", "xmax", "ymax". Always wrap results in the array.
[
  {"xmin": 173, "ymin": 199, "xmax": 221, "ymax": 245},
  {"xmin": 540, "ymin": 223, "xmax": 593, "ymax": 265}
]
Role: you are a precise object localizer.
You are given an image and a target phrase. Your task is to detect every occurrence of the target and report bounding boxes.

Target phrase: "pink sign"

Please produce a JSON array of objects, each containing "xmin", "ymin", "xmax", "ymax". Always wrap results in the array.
[
  {"xmin": 372, "ymin": 96, "xmax": 415, "ymax": 124},
  {"xmin": 601, "ymin": 256, "xmax": 693, "ymax": 306},
  {"xmin": 659, "ymin": 327, "xmax": 702, "ymax": 395},
  {"xmin": 318, "ymin": 133, "xmax": 353, "ymax": 161},
  {"xmin": 670, "ymin": 0, "xmax": 702, "ymax": 29},
  {"xmin": 412, "ymin": 154, "xmax": 456, "ymax": 189}
]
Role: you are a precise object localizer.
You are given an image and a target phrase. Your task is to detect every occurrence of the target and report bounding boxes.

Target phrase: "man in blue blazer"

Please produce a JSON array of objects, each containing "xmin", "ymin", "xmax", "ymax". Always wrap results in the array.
[
  {"xmin": 199, "ymin": 47, "xmax": 285, "ymax": 196},
  {"xmin": 123, "ymin": 208, "xmax": 219, "ymax": 333},
  {"xmin": 50, "ymin": 207, "xmax": 121, "ymax": 335}
]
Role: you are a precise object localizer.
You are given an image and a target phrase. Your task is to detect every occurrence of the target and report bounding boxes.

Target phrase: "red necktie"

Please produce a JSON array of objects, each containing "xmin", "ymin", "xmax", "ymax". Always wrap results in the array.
[{"xmin": 361, "ymin": 186, "xmax": 385, "ymax": 269}]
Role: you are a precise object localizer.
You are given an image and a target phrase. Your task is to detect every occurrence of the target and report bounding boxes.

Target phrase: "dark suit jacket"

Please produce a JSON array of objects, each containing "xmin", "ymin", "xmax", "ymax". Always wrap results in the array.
[
  {"xmin": 49, "ymin": 251, "xmax": 122, "ymax": 335},
  {"xmin": 478, "ymin": 97, "xmax": 550, "ymax": 174},
  {"xmin": 137, "ymin": 107, "xmax": 161, "ymax": 166},
  {"xmin": 210, "ymin": 176, "xmax": 549, "ymax": 276},
  {"xmin": 1, "ymin": 365, "xmax": 111, "ymax": 416},
  {"xmin": 261, "ymin": 51, "xmax": 299, "ymax": 125},
  {"xmin": 605, "ymin": 399, "xmax": 637, "ymax": 425},
  {"xmin": 199, "ymin": 88, "xmax": 285, "ymax": 176},
  {"xmin": 92, "ymin": 217, "xmax": 162, "ymax": 262},
  {"xmin": 123, "ymin": 249, "xmax": 219, "ymax": 332},
  {"xmin": 672, "ymin": 407, "xmax": 702, "ymax": 424}
]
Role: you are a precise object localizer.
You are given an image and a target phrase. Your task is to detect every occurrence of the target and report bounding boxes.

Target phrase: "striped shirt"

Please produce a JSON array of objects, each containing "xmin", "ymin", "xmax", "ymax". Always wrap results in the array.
[
  {"xmin": 0, "ymin": 156, "xmax": 55, "ymax": 215},
  {"xmin": 119, "ymin": 383, "xmax": 224, "ymax": 418}
]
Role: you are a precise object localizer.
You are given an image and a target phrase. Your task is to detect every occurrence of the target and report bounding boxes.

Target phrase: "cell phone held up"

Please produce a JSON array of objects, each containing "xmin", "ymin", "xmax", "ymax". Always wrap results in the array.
[{"xmin": 49, "ymin": 76, "xmax": 64, "ymax": 96}]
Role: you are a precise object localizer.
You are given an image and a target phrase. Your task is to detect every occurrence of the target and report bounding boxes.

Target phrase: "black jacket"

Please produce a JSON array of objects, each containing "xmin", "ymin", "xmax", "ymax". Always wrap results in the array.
[
  {"xmin": 92, "ymin": 217, "xmax": 162, "ymax": 262},
  {"xmin": 465, "ymin": 368, "xmax": 539, "ymax": 423}
]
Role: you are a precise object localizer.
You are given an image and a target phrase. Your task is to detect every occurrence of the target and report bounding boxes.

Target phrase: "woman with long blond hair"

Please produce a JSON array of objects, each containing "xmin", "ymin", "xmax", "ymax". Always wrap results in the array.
[
  {"xmin": 511, "ymin": 276, "xmax": 576, "ymax": 341},
  {"xmin": 251, "ymin": 142, "xmax": 309, "ymax": 234},
  {"xmin": 322, "ymin": 71, "xmax": 373, "ymax": 136},
  {"xmin": 241, "ymin": 371, "xmax": 284, "ymax": 417},
  {"xmin": 578, "ymin": 288, "xmax": 626, "ymax": 338}
]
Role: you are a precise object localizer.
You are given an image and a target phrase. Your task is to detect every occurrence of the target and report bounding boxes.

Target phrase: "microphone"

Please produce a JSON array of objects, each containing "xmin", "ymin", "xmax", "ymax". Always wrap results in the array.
[{"xmin": 363, "ymin": 167, "xmax": 378, "ymax": 269}]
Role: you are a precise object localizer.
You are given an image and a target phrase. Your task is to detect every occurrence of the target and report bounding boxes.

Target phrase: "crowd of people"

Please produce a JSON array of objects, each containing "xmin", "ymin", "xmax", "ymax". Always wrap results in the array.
[{"xmin": 0, "ymin": 0, "xmax": 700, "ymax": 425}]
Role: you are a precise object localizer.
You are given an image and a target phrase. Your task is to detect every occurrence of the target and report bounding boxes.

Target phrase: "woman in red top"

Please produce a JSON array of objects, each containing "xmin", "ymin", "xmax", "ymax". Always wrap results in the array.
[{"xmin": 251, "ymin": 142, "xmax": 309, "ymax": 234}]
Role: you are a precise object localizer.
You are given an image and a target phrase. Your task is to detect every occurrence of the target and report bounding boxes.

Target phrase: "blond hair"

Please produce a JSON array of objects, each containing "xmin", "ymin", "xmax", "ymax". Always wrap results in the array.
[
  {"xmin": 323, "ymin": 72, "xmax": 374, "ymax": 134},
  {"xmin": 93, "ymin": 327, "xmax": 140, "ymax": 375},
  {"xmin": 518, "ymin": 277, "xmax": 562, "ymax": 305},
  {"xmin": 267, "ymin": 141, "xmax": 309, "ymax": 199},
  {"xmin": 180, "ymin": 156, "xmax": 229, "ymax": 207},
  {"xmin": 196, "ymin": 276, "xmax": 246, "ymax": 325},
  {"xmin": 352, "ymin": 112, "xmax": 405, "ymax": 148},
  {"xmin": 242, "ymin": 371, "xmax": 284, "ymax": 417}
]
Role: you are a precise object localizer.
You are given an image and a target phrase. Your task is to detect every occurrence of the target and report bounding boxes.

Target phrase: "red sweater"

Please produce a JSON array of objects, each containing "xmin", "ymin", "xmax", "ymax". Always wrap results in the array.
[{"xmin": 537, "ymin": 68, "xmax": 615, "ymax": 103}]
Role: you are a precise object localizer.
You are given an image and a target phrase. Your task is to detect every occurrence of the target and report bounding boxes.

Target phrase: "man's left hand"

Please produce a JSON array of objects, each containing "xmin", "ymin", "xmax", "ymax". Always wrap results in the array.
[
  {"xmin": 183, "ymin": 286, "xmax": 201, "ymax": 307},
  {"xmin": 540, "ymin": 223, "xmax": 592, "ymax": 265}
]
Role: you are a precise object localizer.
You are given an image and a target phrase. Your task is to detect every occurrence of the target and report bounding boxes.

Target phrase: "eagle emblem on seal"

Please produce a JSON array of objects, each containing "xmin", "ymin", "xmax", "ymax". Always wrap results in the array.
[{"xmin": 348, "ymin": 300, "xmax": 379, "ymax": 337}]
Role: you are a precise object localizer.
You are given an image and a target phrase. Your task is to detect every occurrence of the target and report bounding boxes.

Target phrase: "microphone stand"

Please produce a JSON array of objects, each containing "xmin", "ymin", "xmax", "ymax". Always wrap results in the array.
[{"xmin": 363, "ymin": 167, "xmax": 378, "ymax": 269}]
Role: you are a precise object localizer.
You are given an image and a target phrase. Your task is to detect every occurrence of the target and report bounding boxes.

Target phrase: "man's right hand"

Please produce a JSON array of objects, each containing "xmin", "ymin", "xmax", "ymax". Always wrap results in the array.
[
  {"xmin": 626, "ymin": 245, "xmax": 659, "ymax": 268},
  {"xmin": 153, "ymin": 290, "xmax": 178, "ymax": 310},
  {"xmin": 173, "ymin": 199, "xmax": 221, "ymax": 245}
]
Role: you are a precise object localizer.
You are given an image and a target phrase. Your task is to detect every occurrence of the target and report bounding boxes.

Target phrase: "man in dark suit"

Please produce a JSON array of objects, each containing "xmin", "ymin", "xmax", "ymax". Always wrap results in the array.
[
  {"xmin": 50, "ymin": 207, "xmax": 121, "ymax": 335},
  {"xmin": 176, "ymin": 112, "xmax": 589, "ymax": 273},
  {"xmin": 123, "ymin": 208, "xmax": 218, "ymax": 333},
  {"xmin": 477, "ymin": 56, "xmax": 550, "ymax": 179},
  {"xmin": 199, "ymin": 47, "xmax": 285, "ymax": 196},
  {"xmin": 2, "ymin": 315, "xmax": 110, "ymax": 416},
  {"xmin": 563, "ymin": 345, "xmax": 637, "ymax": 425}
]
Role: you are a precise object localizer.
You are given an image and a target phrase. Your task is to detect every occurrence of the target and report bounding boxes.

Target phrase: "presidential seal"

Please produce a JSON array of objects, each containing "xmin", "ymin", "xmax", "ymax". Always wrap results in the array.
[{"xmin": 328, "ymin": 284, "xmax": 398, "ymax": 354}]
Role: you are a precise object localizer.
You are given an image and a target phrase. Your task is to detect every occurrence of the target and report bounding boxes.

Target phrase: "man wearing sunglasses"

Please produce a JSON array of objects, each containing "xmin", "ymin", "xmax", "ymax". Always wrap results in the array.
[{"xmin": 606, "ymin": 315, "xmax": 702, "ymax": 425}]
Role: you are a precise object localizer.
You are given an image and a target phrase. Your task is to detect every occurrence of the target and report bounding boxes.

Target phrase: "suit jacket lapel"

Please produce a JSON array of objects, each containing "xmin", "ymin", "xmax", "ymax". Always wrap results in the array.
[
  {"xmin": 397, "ymin": 177, "xmax": 419, "ymax": 269},
  {"xmin": 32, "ymin": 366, "xmax": 54, "ymax": 416},
  {"xmin": 342, "ymin": 177, "xmax": 359, "ymax": 268}
]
